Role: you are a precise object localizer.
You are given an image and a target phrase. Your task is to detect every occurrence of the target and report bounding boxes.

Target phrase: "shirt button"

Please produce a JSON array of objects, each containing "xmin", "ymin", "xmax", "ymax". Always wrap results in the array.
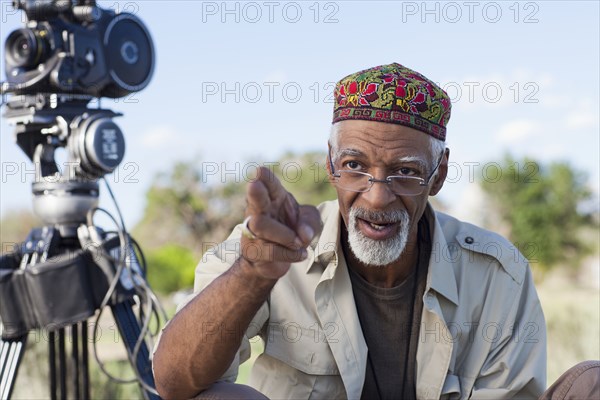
[{"xmin": 465, "ymin": 236, "xmax": 474, "ymax": 244}]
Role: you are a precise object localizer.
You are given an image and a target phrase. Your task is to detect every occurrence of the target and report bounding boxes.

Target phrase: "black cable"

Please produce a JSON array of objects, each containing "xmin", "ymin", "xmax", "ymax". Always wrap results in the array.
[
  {"xmin": 86, "ymin": 207, "xmax": 134, "ymax": 385},
  {"xmin": 85, "ymin": 179, "xmax": 167, "ymax": 395},
  {"xmin": 130, "ymin": 237, "xmax": 148, "ymax": 275},
  {"xmin": 101, "ymin": 177, "xmax": 127, "ymax": 232},
  {"xmin": 102, "ymin": 178, "xmax": 168, "ymax": 324}
]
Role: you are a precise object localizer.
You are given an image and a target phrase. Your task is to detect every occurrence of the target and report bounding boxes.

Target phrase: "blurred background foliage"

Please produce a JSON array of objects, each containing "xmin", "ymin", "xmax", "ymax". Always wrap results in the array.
[
  {"xmin": 2, "ymin": 152, "xmax": 598, "ymax": 396},
  {"xmin": 478, "ymin": 155, "xmax": 596, "ymax": 274}
]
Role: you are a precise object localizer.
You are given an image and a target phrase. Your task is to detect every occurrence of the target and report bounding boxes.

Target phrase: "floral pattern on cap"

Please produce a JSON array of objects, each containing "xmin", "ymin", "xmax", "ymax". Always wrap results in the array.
[{"xmin": 333, "ymin": 63, "xmax": 451, "ymax": 141}]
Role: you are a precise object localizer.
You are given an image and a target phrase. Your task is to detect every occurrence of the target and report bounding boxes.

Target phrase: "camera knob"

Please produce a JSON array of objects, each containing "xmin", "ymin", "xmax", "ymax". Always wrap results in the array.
[{"xmin": 82, "ymin": 117, "xmax": 125, "ymax": 174}]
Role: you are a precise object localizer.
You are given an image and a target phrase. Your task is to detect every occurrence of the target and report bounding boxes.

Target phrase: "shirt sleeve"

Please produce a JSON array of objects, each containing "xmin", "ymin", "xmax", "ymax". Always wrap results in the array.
[
  {"xmin": 470, "ymin": 265, "xmax": 547, "ymax": 399},
  {"xmin": 179, "ymin": 225, "xmax": 270, "ymax": 383}
]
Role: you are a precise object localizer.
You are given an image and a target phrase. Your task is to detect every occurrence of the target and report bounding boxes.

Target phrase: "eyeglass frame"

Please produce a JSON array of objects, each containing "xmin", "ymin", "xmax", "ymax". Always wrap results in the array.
[{"xmin": 328, "ymin": 147, "xmax": 446, "ymax": 196}]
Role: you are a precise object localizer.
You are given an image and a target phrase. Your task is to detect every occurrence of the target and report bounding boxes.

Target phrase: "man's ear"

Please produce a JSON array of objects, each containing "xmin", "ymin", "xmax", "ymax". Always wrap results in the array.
[{"xmin": 429, "ymin": 148, "xmax": 450, "ymax": 196}]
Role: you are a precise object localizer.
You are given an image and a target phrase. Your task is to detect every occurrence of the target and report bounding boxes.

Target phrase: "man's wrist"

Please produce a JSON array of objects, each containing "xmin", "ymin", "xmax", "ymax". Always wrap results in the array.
[{"xmin": 234, "ymin": 256, "xmax": 279, "ymax": 290}]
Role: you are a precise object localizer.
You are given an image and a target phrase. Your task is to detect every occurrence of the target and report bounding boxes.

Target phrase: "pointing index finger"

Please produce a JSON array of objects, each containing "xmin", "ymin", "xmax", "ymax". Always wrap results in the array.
[
  {"xmin": 246, "ymin": 178, "xmax": 270, "ymax": 215},
  {"xmin": 247, "ymin": 167, "xmax": 300, "ymax": 233},
  {"xmin": 256, "ymin": 166, "xmax": 287, "ymax": 202}
]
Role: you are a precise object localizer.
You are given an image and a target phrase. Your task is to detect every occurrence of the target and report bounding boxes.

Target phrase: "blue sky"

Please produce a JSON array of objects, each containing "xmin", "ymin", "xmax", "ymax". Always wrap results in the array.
[{"xmin": 1, "ymin": 0, "xmax": 599, "ymax": 229}]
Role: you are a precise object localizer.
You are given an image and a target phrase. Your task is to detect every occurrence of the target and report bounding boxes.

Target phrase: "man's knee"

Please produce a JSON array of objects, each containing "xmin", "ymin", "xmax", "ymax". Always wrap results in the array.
[
  {"xmin": 191, "ymin": 381, "xmax": 269, "ymax": 400},
  {"xmin": 540, "ymin": 360, "xmax": 600, "ymax": 400}
]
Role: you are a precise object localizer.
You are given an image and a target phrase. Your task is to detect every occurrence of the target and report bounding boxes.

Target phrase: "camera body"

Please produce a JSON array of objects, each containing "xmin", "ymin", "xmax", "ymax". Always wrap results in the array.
[
  {"xmin": 2, "ymin": 0, "xmax": 155, "ymax": 225},
  {"xmin": 4, "ymin": 0, "xmax": 154, "ymax": 98}
]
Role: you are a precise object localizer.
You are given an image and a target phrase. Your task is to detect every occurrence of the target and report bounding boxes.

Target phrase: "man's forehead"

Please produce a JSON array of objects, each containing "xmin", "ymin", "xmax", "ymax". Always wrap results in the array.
[{"xmin": 337, "ymin": 146, "xmax": 428, "ymax": 166}]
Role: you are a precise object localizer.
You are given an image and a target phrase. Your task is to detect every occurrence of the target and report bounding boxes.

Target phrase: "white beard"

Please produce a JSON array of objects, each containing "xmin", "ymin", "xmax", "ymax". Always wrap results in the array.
[{"xmin": 347, "ymin": 207, "xmax": 410, "ymax": 267}]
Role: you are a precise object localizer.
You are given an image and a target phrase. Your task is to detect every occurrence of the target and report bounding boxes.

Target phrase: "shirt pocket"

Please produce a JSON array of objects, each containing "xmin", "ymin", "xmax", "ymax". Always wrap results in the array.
[
  {"xmin": 256, "ymin": 324, "xmax": 346, "ymax": 399},
  {"xmin": 264, "ymin": 323, "xmax": 340, "ymax": 375}
]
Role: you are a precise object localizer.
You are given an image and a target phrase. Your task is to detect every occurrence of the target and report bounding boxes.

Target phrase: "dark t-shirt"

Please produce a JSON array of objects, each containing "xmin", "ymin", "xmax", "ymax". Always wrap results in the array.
[{"xmin": 348, "ymin": 218, "xmax": 431, "ymax": 400}]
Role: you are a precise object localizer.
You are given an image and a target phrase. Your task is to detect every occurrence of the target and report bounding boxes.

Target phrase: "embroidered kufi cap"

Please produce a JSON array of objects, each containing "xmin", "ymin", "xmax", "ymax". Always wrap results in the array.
[{"xmin": 332, "ymin": 63, "xmax": 451, "ymax": 141}]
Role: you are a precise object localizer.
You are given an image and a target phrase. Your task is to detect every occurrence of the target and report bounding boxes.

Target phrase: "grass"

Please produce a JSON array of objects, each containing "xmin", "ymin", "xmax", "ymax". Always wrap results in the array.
[
  {"xmin": 537, "ymin": 272, "xmax": 600, "ymax": 383},
  {"xmin": 236, "ymin": 340, "xmax": 265, "ymax": 384}
]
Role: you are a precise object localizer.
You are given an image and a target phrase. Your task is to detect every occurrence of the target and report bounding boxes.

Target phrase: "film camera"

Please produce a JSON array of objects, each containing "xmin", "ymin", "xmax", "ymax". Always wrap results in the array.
[
  {"xmin": 4, "ymin": 0, "xmax": 154, "ymax": 97},
  {"xmin": 3, "ymin": 0, "xmax": 155, "ymax": 222},
  {"xmin": 1, "ymin": 1, "xmax": 162, "ymax": 398}
]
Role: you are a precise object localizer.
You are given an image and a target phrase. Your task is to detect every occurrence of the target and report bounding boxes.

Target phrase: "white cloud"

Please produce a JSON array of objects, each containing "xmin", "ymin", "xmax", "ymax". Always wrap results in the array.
[
  {"xmin": 495, "ymin": 119, "xmax": 542, "ymax": 144},
  {"xmin": 538, "ymin": 73, "xmax": 555, "ymax": 87},
  {"xmin": 541, "ymin": 94, "xmax": 563, "ymax": 109},
  {"xmin": 263, "ymin": 70, "xmax": 288, "ymax": 83},
  {"xmin": 530, "ymin": 143, "xmax": 565, "ymax": 160},
  {"xmin": 141, "ymin": 125, "xmax": 179, "ymax": 149},
  {"xmin": 565, "ymin": 110, "xmax": 599, "ymax": 130}
]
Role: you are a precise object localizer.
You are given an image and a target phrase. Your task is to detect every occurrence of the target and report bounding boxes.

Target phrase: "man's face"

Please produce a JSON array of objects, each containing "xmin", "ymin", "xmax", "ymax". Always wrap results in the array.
[{"xmin": 329, "ymin": 120, "xmax": 447, "ymax": 267}]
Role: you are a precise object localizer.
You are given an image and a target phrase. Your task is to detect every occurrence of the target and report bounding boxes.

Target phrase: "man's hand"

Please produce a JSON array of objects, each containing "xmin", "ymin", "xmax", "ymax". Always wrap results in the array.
[
  {"xmin": 240, "ymin": 166, "xmax": 321, "ymax": 280},
  {"xmin": 153, "ymin": 167, "xmax": 322, "ymax": 399}
]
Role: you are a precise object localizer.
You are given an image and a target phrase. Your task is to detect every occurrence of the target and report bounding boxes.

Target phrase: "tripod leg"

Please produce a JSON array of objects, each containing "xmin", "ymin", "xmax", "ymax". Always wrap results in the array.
[
  {"xmin": 49, "ymin": 331, "xmax": 57, "ymax": 400},
  {"xmin": 111, "ymin": 301, "xmax": 159, "ymax": 400},
  {"xmin": 58, "ymin": 329, "xmax": 67, "ymax": 400},
  {"xmin": 0, "ymin": 335, "xmax": 27, "ymax": 400},
  {"xmin": 71, "ymin": 324, "xmax": 79, "ymax": 398},
  {"xmin": 81, "ymin": 321, "xmax": 89, "ymax": 399}
]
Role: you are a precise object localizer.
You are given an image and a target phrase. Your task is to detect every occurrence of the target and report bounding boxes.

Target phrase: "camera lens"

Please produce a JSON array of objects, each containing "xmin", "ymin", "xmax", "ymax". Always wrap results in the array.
[
  {"xmin": 5, "ymin": 28, "xmax": 47, "ymax": 69},
  {"xmin": 15, "ymin": 36, "xmax": 31, "ymax": 60},
  {"xmin": 103, "ymin": 13, "xmax": 154, "ymax": 97}
]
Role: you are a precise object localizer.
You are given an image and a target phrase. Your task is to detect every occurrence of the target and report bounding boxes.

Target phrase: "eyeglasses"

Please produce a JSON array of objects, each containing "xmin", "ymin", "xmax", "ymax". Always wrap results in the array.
[{"xmin": 329, "ymin": 149, "xmax": 445, "ymax": 196}]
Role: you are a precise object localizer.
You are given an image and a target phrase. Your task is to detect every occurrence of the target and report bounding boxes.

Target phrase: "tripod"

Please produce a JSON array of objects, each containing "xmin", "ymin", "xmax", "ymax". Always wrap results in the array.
[
  {"xmin": 0, "ymin": 94, "xmax": 164, "ymax": 399},
  {"xmin": 0, "ymin": 196, "xmax": 163, "ymax": 400},
  {"xmin": 1, "ymin": 0, "xmax": 161, "ymax": 396}
]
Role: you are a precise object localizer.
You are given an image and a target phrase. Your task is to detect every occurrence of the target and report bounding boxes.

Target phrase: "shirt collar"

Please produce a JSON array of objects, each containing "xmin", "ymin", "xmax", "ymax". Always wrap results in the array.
[
  {"xmin": 306, "ymin": 200, "xmax": 341, "ymax": 273},
  {"xmin": 423, "ymin": 204, "xmax": 459, "ymax": 306},
  {"xmin": 305, "ymin": 201, "xmax": 460, "ymax": 306}
]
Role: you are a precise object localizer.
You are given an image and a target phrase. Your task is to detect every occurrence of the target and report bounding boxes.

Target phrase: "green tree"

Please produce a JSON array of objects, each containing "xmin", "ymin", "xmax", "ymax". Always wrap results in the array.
[
  {"xmin": 479, "ymin": 155, "xmax": 595, "ymax": 272},
  {"xmin": 1, "ymin": 209, "xmax": 40, "ymax": 254},
  {"xmin": 145, "ymin": 244, "xmax": 197, "ymax": 294},
  {"xmin": 271, "ymin": 151, "xmax": 337, "ymax": 206},
  {"xmin": 132, "ymin": 160, "xmax": 246, "ymax": 253}
]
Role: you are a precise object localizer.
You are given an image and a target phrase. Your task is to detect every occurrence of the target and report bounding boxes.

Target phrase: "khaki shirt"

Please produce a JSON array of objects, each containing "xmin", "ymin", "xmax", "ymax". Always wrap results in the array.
[{"xmin": 191, "ymin": 201, "xmax": 546, "ymax": 399}]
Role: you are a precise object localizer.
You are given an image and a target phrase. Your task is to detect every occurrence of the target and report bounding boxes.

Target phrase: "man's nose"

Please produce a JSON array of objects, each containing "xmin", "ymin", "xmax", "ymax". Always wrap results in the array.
[{"xmin": 360, "ymin": 177, "xmax": 397, "ymax": 210}]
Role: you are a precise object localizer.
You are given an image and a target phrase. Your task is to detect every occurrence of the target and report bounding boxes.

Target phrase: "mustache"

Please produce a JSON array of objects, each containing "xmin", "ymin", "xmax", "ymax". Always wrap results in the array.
[{"xmin": 350, "ymin": 207, "xmax": 408, "ymax": 224}]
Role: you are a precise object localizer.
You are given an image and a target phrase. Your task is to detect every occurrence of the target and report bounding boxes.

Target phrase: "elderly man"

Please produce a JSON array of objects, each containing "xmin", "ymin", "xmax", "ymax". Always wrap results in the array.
[{"xmin": 153, "ymin": 63, "xmax": 547, "ymax": 399}]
